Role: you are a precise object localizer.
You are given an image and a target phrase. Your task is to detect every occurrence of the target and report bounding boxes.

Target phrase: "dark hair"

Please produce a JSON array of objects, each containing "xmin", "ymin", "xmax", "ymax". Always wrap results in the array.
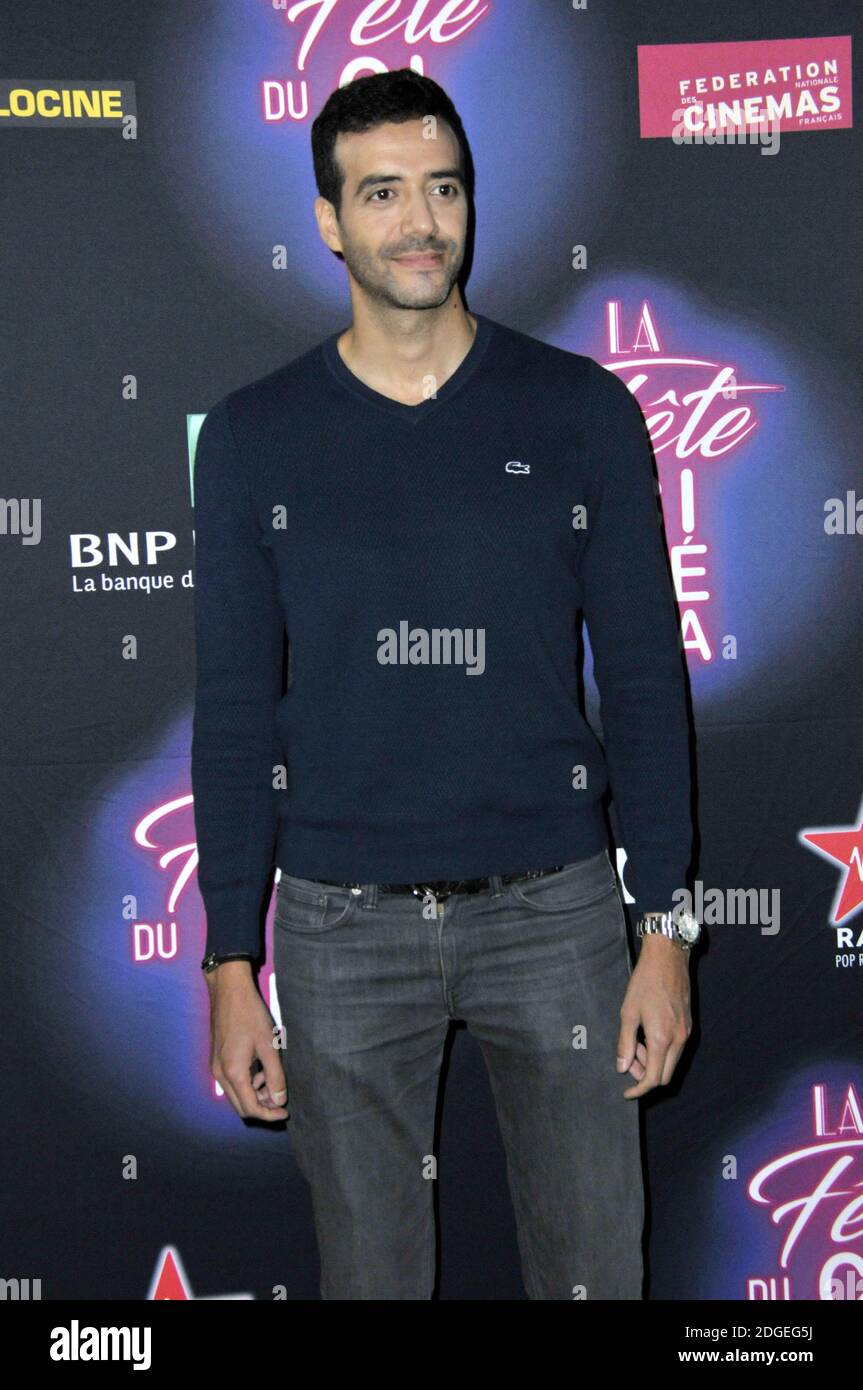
[{"xmin": 311, "ymin": 68, "xmax": 475, "ymax": 219}]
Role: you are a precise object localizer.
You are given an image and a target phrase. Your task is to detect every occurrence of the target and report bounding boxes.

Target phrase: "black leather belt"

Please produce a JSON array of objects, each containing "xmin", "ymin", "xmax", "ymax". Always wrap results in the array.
[{"xmin": 311, "ymin": 866, "xmax": 565, "ymax": 902}]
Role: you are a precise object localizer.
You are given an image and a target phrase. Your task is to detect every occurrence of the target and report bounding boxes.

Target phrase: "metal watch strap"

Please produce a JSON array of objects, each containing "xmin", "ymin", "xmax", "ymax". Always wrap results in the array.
[{"xmin": 636, "ymin": 911, "xmax": 692, "ymax": 952}]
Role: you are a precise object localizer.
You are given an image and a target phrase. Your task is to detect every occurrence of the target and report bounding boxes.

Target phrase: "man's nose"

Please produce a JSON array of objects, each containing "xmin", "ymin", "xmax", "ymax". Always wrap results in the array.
[{"xmin": 399, "ymin": 191, "xmax": 437, "ymax": 239}]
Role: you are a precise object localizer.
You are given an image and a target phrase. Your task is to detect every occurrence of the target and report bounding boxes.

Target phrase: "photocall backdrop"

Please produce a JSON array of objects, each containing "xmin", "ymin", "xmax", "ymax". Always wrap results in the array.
[{"xmin": 2, "ymin": 0, "xmax": 861, "ymax": 1301}]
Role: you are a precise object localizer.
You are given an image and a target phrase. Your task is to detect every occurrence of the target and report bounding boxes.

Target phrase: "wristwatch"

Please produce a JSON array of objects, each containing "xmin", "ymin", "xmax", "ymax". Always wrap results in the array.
[
  {"xmin": 635, "ymin": 906, "xmax": 701, "ymax": 954},
  {"xmin": 201, "ymin": 951, "xmax": 256, "ymax": 974}
]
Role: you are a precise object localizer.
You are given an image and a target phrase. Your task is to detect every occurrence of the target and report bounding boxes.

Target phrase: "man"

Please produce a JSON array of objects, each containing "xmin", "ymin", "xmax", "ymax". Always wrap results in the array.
[{"xmin": 191, "ymin": 68, "xmax": 696, "ymax": 1301}]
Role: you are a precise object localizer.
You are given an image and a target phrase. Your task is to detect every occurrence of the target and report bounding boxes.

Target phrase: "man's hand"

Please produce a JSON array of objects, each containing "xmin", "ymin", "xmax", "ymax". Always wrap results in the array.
[
  {"xmin": 206, "ymin": 960, "xmax": 289, "ymax": 1121},
  {"xmin": 616, "ymin": 936, "xmax": 692, "ymax": 1098}
]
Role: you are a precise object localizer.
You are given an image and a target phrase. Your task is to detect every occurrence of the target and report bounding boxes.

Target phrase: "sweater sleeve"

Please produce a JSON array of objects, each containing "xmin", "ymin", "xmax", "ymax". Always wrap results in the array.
[
  {"xmin": 580, "ymin": 357, "xmax": 692, "ymax": 914},
  {"xmin": 190, "ymin": 397, "xmax": 285, "ymax": 959}
]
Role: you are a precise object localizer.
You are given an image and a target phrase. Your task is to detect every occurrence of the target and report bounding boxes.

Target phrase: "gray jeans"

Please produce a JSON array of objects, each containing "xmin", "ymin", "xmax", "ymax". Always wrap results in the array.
[{"xmin": 272, "ymin": 846, "xmax": 643, "ymax": 1300}]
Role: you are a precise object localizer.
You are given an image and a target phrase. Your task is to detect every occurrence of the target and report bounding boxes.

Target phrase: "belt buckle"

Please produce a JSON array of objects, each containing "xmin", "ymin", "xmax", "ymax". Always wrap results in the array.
[{"xmin": 413, "ymin": 881, "xmax": 454, "ymax": 901}]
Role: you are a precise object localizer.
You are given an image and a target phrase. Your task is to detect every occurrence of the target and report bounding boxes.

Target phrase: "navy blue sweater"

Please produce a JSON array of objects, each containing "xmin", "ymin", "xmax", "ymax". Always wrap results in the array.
[{"xmin": 191, "ymin": 313, "xmax": 692, "ymax": 958}]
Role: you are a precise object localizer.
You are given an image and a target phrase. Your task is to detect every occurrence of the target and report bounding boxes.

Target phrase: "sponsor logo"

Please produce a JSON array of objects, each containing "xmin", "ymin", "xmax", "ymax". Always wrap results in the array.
[
  {"xmin": 799, "ymin": 797, "xmax": 863, "ymax": 930},
  {"xmin": 0, "ymin": 79, "xmax": 136, "ymax": 126},
  {"xmin": 637, "ymin": 37, "xmax": 852, "ymax": 140},
  {"xmin": 148, "ymin": 1245, "xmax": 253, "ymax": 1300}
]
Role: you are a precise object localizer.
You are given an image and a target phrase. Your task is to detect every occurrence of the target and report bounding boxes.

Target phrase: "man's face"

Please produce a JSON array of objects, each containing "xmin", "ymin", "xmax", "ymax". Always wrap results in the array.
[{"xmin": 319, "ymin": 118, "xmax": 469, "ymax": 311}]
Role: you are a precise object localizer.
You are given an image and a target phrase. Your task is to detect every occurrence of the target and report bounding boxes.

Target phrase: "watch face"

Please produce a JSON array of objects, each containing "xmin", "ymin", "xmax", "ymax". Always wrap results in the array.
[{"xmin": 672, "ymin": 907, "xmax": 701, "ymax": 943}]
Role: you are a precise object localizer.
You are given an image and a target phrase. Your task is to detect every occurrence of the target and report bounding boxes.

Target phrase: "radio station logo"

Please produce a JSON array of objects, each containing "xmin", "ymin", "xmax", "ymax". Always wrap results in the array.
[
  {"xmin": 148, "ymin": 1245, "xmax": 253, "ymax": 1300},
  {"xmin": 799, "ymin": 796, "xmax": 863, "ymax": 947}
]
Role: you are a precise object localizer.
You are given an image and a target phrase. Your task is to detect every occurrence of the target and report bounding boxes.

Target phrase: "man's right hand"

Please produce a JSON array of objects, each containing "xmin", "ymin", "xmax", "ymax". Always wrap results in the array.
[{"xmin": 206, "ymin": 960, "xmax": 288, "ymax": 1122}]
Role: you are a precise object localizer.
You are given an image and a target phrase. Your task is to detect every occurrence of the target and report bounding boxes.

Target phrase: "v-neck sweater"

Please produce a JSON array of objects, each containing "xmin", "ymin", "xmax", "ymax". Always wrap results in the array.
[{"xmin": 191, "ymin": 312, "xmax": 692, "ymax": 957}]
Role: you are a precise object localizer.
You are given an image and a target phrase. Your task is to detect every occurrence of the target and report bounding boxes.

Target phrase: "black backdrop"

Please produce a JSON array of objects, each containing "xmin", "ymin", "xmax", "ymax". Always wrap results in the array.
[{"xmin": 2, "ymin": 0, "xmax": 861, "ymax": 1301}]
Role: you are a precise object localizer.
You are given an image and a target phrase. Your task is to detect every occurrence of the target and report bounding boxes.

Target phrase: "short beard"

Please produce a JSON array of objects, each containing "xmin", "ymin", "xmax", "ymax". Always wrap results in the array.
[{"xmin": 340, "ymin": 235, "xmax": 463, "ymax": 312}]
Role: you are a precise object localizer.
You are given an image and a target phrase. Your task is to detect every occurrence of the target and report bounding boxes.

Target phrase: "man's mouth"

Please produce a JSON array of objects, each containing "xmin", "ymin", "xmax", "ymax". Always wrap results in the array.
[{"xmin": 392, "ymin": 252, "xmax": 444, "ymax": 268}]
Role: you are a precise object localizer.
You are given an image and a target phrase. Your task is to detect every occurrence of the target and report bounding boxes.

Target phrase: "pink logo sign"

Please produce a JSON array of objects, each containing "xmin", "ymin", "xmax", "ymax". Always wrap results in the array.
[
  {"xmin": 747, "ymin": 1083, "xmax": 863, "ymax": 1300},
  {"xmin": 261, "ymin": 0, "xmax": 493, "ymax": 123},
  {"xmin": 603, "ymin": 298, "xmax": 784, "ymax": 664},
  {"xmin": 637, "ymin": 35, "xmax": 853, "ymax": 138}
]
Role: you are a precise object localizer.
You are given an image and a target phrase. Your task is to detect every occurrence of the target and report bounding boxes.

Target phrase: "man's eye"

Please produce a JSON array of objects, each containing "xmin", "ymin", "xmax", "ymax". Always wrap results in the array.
[{"xmin": 367, "ymin": 185, "xmax": 459, "ymax": 202}]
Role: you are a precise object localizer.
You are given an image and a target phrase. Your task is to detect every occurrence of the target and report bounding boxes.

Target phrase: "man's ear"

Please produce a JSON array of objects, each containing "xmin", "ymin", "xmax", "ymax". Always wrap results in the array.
[{"xmin": 314, "ymin": 195, "xmax": 343, "ymax": 258}]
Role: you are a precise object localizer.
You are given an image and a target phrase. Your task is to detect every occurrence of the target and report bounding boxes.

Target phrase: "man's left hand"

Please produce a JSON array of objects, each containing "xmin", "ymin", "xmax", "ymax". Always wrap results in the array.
[{"xmin": 616, "ymin": 936, "xmax": 692, "ymax": 1097}]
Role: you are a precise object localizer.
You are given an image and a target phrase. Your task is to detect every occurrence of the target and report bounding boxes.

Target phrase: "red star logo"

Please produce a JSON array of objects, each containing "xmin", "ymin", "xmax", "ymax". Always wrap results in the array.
[
  {"xmin": 147, "ymin": 1246, "xmax": 253, "ymax": 1300},
  {"xmin": 799, "ymin": 798, "xmax": 863, "ymax": 925}
]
